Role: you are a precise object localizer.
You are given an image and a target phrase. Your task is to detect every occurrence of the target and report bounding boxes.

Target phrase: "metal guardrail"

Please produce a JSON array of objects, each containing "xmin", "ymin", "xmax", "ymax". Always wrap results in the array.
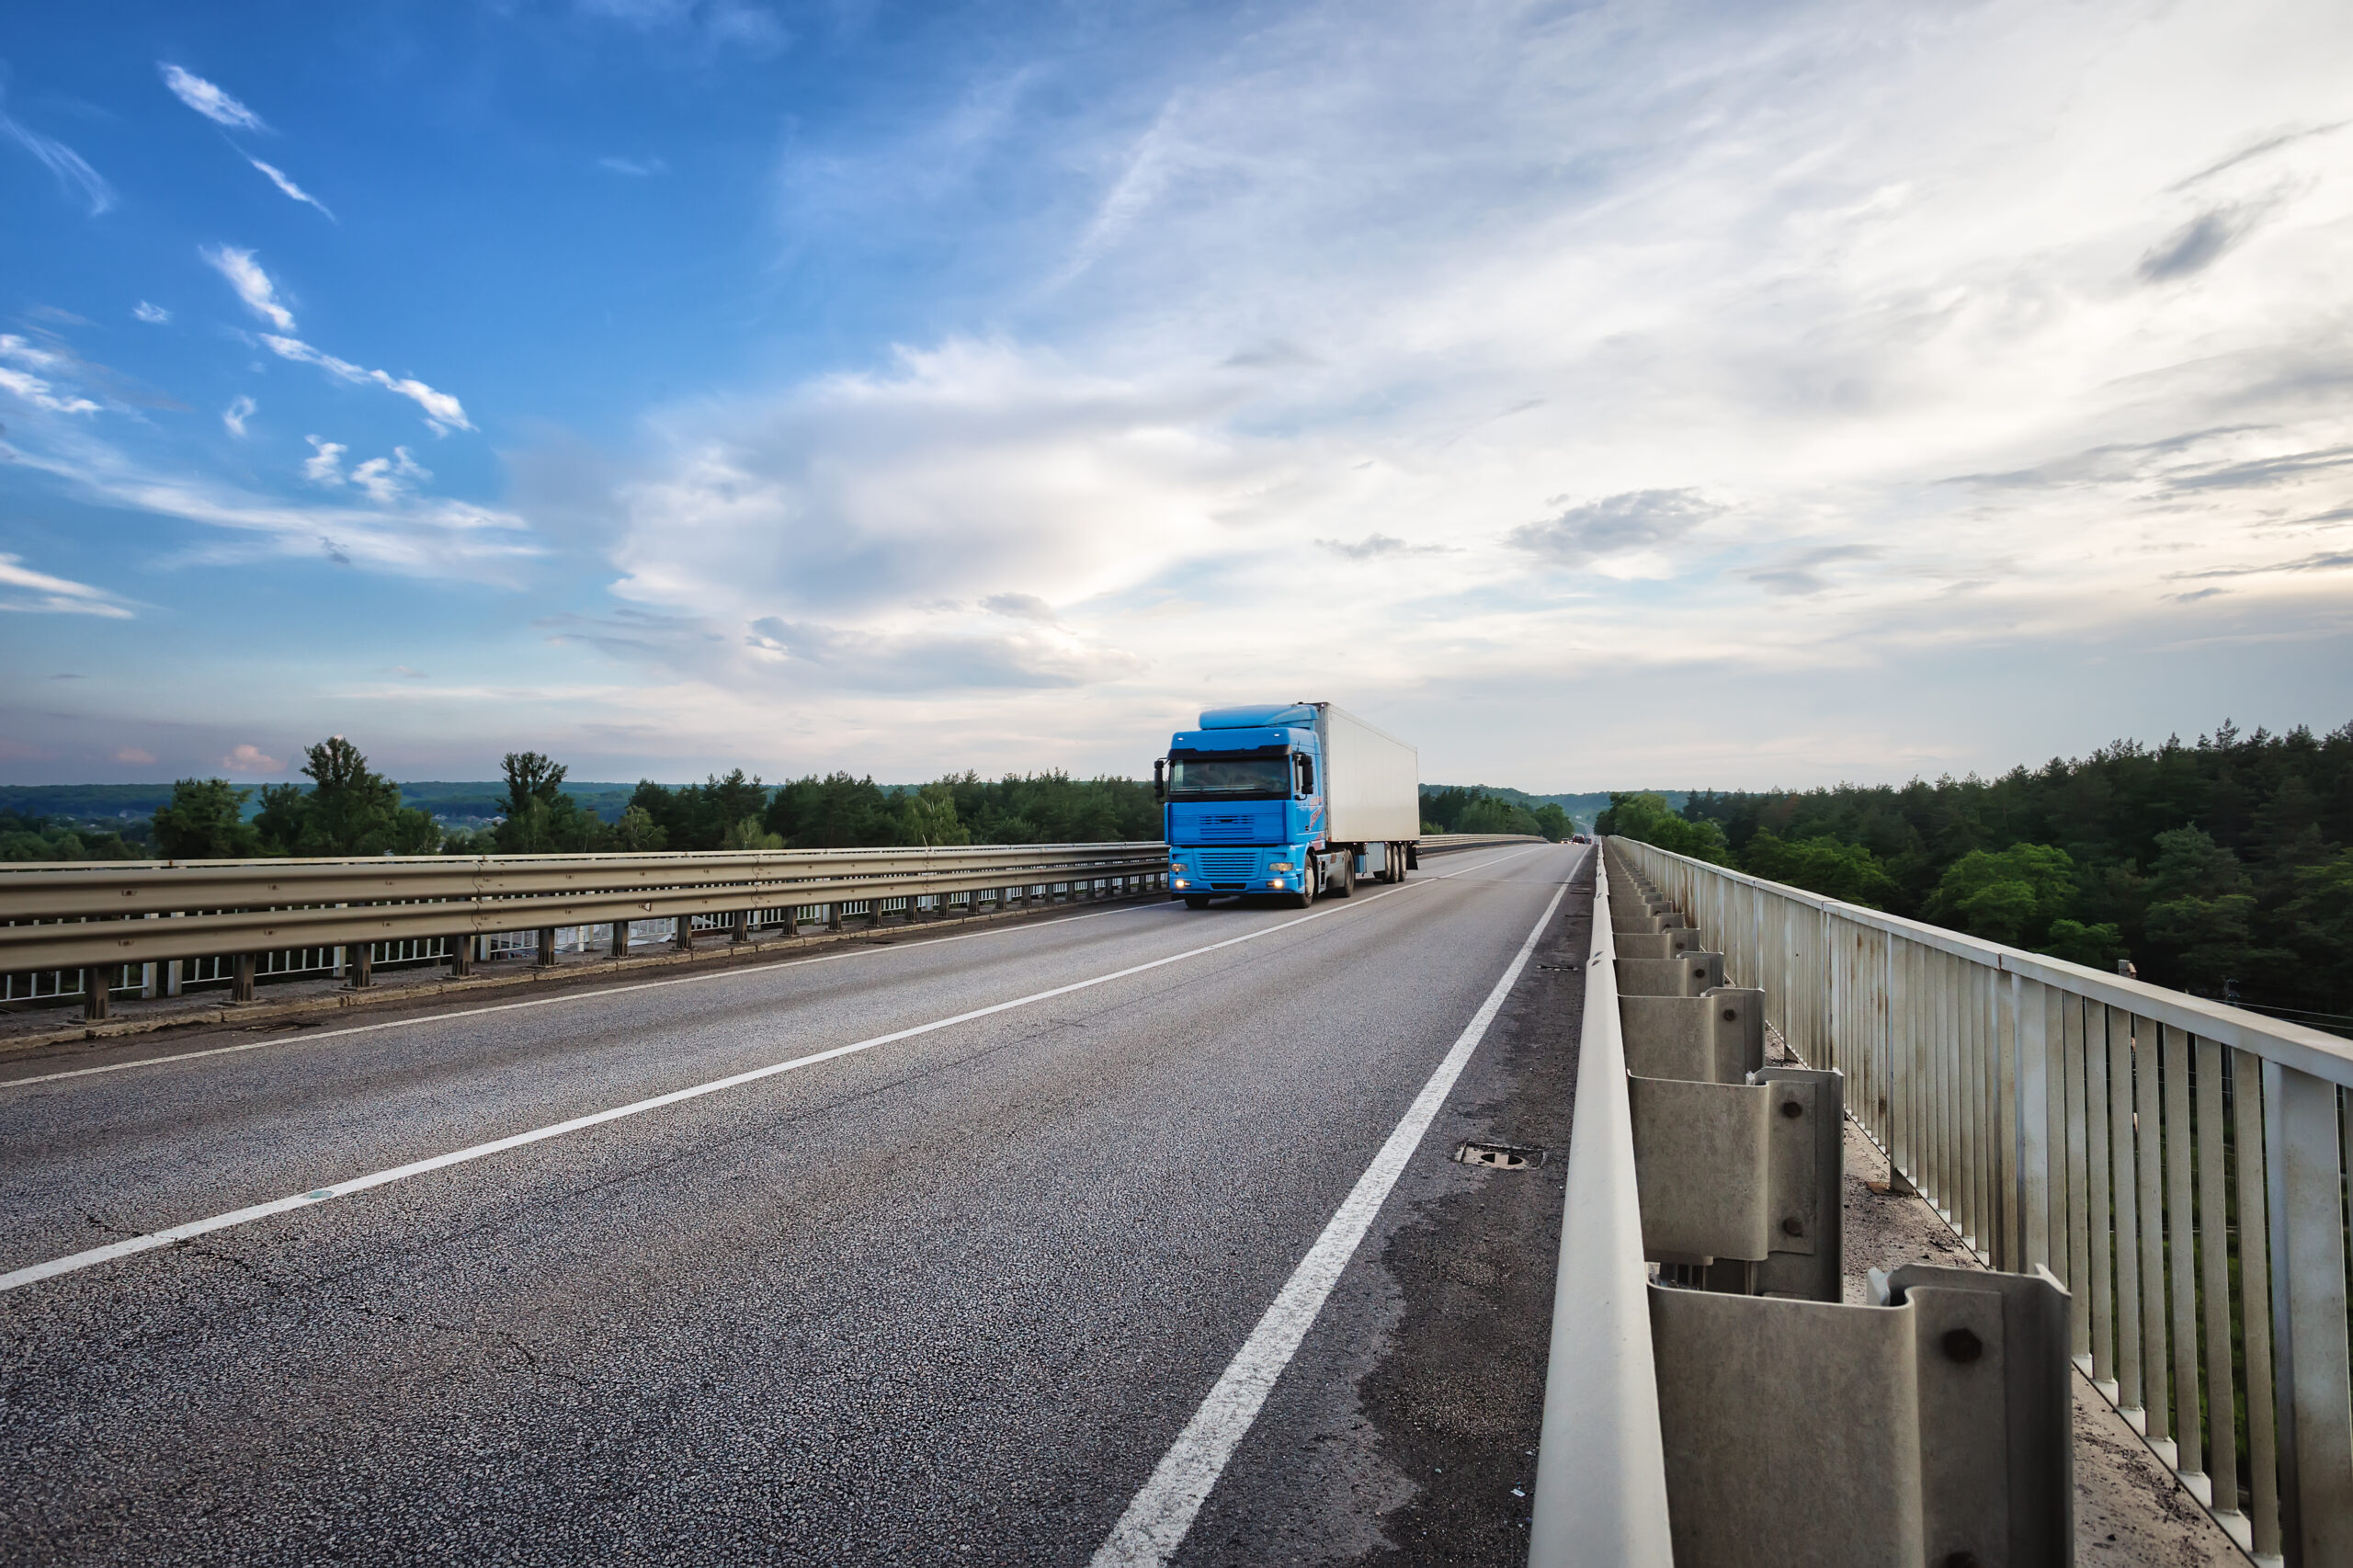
[
  {"xmin": 1529, "ymin": 840, "xmax": 1675, "ymax": 1564},
  {"xmin": 0, "ymin": 842, "xmax": 1170, "ymax": 974},
  {"xmin": 1614, "ymin": 835, "xmax": 2353, "ymax": 1565},
  {"xmin": 1418, "ymin": 834, "xmax": 1547, "ymax": 852}
]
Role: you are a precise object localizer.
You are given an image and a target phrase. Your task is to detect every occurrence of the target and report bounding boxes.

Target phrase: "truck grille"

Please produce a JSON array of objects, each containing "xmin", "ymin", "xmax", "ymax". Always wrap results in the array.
[
  {"xmin": 1193, "ymin": 850, "xmax": 1260, "ymax": 885},
  {"xmin": 1193, "ymin": 808, "xmax": 1280, "ymax": 842}
]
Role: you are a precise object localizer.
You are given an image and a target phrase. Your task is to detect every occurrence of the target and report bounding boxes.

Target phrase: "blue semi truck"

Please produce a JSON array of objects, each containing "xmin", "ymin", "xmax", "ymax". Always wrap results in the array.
[{"xmin": 1155, "ymin": 701, "xmax": 1421, "ymax": 909}]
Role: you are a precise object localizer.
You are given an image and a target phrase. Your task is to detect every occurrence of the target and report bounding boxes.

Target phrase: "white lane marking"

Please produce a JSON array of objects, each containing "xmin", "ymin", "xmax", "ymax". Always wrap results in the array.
[
  {"xmin": 0, "ymin": 842, "xmax": 1545, "ymax": 1093},
  {"xmin": 0, "ymin": 845, "xmax": 1556, "ymax": 1295},
  {"xmin": 1090, "ymin": 873, "xmax": 1572, "ymax": 1568}
]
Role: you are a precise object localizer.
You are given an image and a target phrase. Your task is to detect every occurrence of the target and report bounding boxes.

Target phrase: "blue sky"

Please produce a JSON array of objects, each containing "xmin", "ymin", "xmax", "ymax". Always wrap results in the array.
[{"xmin": 3, "ymin": 0, "xmax": 2349, "ymax": 790}]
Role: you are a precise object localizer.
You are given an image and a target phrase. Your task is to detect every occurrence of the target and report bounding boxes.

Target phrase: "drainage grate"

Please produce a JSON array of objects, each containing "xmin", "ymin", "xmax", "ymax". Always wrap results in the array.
[{"xmin": 1452, "ymin": 1140, "xmax": 1546, "ymax": 1170}]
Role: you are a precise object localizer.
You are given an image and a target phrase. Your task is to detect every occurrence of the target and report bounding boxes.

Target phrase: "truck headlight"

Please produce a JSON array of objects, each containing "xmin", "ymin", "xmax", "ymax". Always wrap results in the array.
[
  {"xmin": 1169, "ymin": 863, "xmax": 1187, "ymax": 873},
  {"xmin": 1267, "ymin": 861, "xmax": 1294, "ymax": 872},
  {"xmin": 1171, "ymin": 878, "xmax": 1189, "ymax": 889}
]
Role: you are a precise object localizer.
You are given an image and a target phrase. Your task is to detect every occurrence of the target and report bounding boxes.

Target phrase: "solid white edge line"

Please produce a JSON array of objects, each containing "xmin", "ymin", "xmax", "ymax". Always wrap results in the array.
[
  {"xmin": 0, "ymin": 843, "xmax": 1556, "ymax": 1295},
  {"xmin": 1088, "ymin": 864, "xmax": 1574, "ymax": 1568},
  {"xmin": 3, "ymin": 842, "xmax": 1544, "ymax": 1093}
]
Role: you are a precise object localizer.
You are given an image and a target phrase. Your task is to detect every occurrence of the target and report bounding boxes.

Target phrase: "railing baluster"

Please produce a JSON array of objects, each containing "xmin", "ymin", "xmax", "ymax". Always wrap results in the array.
[
  {"xmin": 2165, "ymin": 1023, "xmax": 2203, "ymax": 1488},
  {"xmin": 2195, "ymin": 1036, "xmax": 2241, "ymax": 1531},
  {"xmin": 2135, "ymin": 1014, "xmax": 2175, "ymax": 1456},
  {"xmin": 2238, "ymin": 1048, "xmax": 2283, "ymax": 1557},
  {"xmin": 2089, "ymin": 1002, "xmax": 2120, "ymax": 1395}
]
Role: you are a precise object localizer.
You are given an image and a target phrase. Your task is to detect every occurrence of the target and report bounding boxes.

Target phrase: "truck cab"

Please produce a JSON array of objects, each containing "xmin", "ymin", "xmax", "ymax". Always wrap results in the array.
[{"xmin": 1157, "ymin": 702, "xmax": 1417, "ymax": 908}]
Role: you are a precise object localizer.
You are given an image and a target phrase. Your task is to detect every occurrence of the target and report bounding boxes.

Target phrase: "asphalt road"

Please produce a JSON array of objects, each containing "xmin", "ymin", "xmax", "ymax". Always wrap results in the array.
[{"xmin": 0, "ymin": 841, "xmax": 1588, "ymax": 1565}]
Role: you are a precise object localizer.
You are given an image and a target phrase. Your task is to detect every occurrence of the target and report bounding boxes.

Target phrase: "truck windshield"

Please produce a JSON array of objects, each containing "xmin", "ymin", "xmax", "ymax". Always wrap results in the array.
[{"xmin": 1167, "ymin": 756, "xmax": 1290, "ymax": 797}]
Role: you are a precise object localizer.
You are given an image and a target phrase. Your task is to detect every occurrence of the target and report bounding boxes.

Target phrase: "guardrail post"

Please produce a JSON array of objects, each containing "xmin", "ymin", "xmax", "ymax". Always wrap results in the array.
[
  {"xmin": 233, "ymin": 953, "xmax": 256, "ymax": 1002},
  {"xmin": 449, "ymin": 935, "xmax": 472, "ymax": 976},
  {"xmin": 80, "ymin": 965, "xmax": 108, "ymax": 1021},
  {"xmin": 731, "ymin": 908, "xmax": 750, "ymax": 943},
  {"xmin": 610, "ymin": 920, "xmax": 629, "ymax": 958},
  {"xmin": 347, "ymin": 942, "xmax": 373, "ymax": 988},
  {"xmin": 537, "ymin": 926, "xmax": 558, "ymax": 967},
  {"xmin": 1649, "ymin": 1265, "xmax": 2072, "ymax": 1566}
]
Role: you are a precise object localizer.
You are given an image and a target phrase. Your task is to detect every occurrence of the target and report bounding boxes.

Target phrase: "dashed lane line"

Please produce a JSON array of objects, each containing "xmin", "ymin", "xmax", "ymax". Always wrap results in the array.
[
  {"xmin": 0, "ymin": 843, "xmax": 1557, "ymax": 1295},
  {"xmin": 0, "ymin": 843, "xmax": 1543, "ymax": 1093}
]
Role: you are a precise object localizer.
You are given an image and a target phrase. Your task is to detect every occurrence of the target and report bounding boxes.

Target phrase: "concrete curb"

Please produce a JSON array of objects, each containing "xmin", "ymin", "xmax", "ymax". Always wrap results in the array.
[{"xmin": 1, "ymin": 890, "xmax": 1165, "ymax": 1058}]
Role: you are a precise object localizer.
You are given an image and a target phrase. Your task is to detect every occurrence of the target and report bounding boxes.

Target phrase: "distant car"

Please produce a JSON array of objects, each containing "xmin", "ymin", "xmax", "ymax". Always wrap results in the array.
[{"xmin": 1571, "ymin": 833, "xmax": 1591, "ymax": 844}]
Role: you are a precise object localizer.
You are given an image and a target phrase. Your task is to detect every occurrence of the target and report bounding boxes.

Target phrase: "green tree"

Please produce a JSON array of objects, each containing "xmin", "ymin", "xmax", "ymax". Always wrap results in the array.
[
  {"xmin": 721, "ymin": 815, "xmax": 785, "ymax": 851},
  {"xmin": 257, "ymin": 736, "xmax": 440, "ymax": 855},
  {"xmin": 1926, "ymin": 844, "xmax": 2076, "ymax": 946},
  {"xmin": 501, "ymin": 751, "xmax": 568, "ymax": 820},
  {"xmin": 1597, "ymin": 792, "xmax": 1731, "ymax": 864},
  {"xmin": 903, "ymin": 785, "xmax": 972, "ymax": 846},
  {"xmin": 1741, "ymin": 830, "xmax": 1899, "ymax": 907},
  {"xmin": 1531, "ymin": 802, "xmax": 1573, "ymax": 841},
  {"xmin": 152, "ymin": 778, "xmax": 265, "ymax": 858}
]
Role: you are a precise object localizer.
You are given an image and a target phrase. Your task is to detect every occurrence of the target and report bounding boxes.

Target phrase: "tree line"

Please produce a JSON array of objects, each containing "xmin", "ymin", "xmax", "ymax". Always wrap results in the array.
[
  {"xmin": 1595, "ymin": 720, "xmax": 2352, "ymax": 1028},
  {"xmin": 1419, "ymin": 786, "xmax": 1573, "ymax": 840},
  {"xmin": 122, "ymin": 737, "xmax": 1165, "ymax": 860}
]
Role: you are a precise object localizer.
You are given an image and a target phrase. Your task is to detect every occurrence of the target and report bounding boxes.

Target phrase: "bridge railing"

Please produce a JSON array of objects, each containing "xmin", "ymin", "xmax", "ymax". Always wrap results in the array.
[
  {"xmin": 0, "ymin": 843, "xmax": 1171, "ymax": 1009},
  {"xmin": 1615, "ymin": 835, "xmax": 2353, "ymax": 1564}
]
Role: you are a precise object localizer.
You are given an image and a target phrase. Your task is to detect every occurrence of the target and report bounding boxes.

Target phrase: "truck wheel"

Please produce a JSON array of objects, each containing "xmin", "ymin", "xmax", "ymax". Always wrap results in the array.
[
  {"xmin": 1292, "ymin": 864, "xmax": 1316, "ymax": 909},
  {"xmin": 1183, "ymin": 896, "xmax": 1210, "ymax": 909},
  {"xmin": 1386, "ymin": 843, "xmax": 1404, "ymax": 882},
  {"xmin": 1333, "ymin": 857, "xmax": 1354, "ymax": 898}
]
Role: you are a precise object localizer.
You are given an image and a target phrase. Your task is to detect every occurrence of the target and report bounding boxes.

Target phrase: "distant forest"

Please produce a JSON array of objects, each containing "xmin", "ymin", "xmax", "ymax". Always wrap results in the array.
[{"xmin": 1596, "ymin": 721, "xmax": 2352, "ymax": 1032}]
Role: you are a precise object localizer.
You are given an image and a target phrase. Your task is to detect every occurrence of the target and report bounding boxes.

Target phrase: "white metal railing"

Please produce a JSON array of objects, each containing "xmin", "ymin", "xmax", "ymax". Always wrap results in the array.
[
  {"xmin": 1529, "ymin": 843, "xmax": 1675, "ymax": 1564},
  {"xmin": 1613, "ymin": 835, "xmax": 2353, "ymax": 1565}
]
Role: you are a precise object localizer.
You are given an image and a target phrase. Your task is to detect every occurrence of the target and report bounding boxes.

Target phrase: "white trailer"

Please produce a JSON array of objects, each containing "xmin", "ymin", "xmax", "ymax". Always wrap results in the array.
[{"xmin": 1313, "ymin": 704, "xmax": 1421, "ymax": 846}]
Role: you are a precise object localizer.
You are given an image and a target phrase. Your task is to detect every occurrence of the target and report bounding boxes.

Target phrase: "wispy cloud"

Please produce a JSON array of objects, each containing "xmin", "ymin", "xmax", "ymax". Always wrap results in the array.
[
  {"xmin": 2139, "ymin": 205, "xmax": 2265, "ymax": 283},
  {"xmin": 222, "ymin": 394, "xmax": 256, "ymax": 437},
  {"xmin": 0, "ymin": 335, "xmax": 101, "ymax": 415},
  {"xmin": 158, "ymin": 63, "xmax": 267, "ymax": 131},
  {"xmin": 0, "ymin": 100, "xmax": 115, "ymax": 216},
  {"xmin": 247, "ymin": 156, "xmax": 334, "ymax": 219},
  {"xmin": 597, "ymin": 155, "xmax": 668, "ymax": 176},
  {"xmin": 202, "ymin": 245, "xmax": 296, "ymax": 331},
  {"xmin": 0, "ymin": 552, "xmax": 131, "ymax": 619},
  {"xmin": 262, "ymin": 335, "xmax": 473, "ymax": 434},
  {"xmin": 1508, "ymin": 491, "xmax": 1724, "ymax": 571},
  {"xmin": 1316, "ymin": 534, "xmax": 1449, "ymax": 561},
  {"xmin": 132, "ymin": 301, "xmax": 171, "ymax": 324},
  {"xmin": 304, "ymin": 436, "xmax": 431, "ymax": 502}
]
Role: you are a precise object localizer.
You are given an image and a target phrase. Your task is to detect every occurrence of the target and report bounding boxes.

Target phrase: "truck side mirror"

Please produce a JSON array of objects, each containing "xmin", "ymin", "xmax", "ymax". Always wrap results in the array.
[
  {"xmin": 1154, "ymin": 758, "xmax": 1166, "ymax": 801},
  {"xmin": 1296, "ymin": 755, "xmax": 1314, "ymax": 794}
]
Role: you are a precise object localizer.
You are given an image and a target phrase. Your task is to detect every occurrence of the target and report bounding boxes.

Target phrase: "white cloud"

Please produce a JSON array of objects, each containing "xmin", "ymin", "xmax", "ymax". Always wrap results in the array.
[
  {"xmin": 158, "ymin": 64, "xmax": 267, "ymax": 131},
  {"xmin": 0, "ymin": 335, "xmax": 101, "ymax": 415},
  {"xmin": 247, "ymin": 156, "xmax": 335, "ymax": 219},
  {"xmin": 4, "ymin": 420, "xmax": 534, "ymax": 584},
  {"xmin": 260, "ymin": 335, "xmax": 474, "ymax": 434},
  {"xmin": 221, "ymin": 744, "xmax": 283, "ymax": 774},
  {"xmin": 133, "ymin": 301, "xmax": 171, "ymax": 324},
  {"xmin": 302, "ymin": 436, "xmax": 347, "ymax": 486},
  {"xmin": 530, "ymin": 0, "xmax": 2353, "ymax": 783},
  {"xmin": 0, "ymin": 106, "xmax": 115, "ymax": 216},
  {"xmin": 0, "ymin": 552, "xmax": 131, "ymax": 619},
  {"xmin": 222, "ymin": 394, "xmax": 256, "ymax": 437},
  {"xmin": 598, "ymin": 155, "xmax": 669, "ymax": 176},
  {"xmin": 201, "ymin": 245, "xmax": 295, "ymax": 331}
]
